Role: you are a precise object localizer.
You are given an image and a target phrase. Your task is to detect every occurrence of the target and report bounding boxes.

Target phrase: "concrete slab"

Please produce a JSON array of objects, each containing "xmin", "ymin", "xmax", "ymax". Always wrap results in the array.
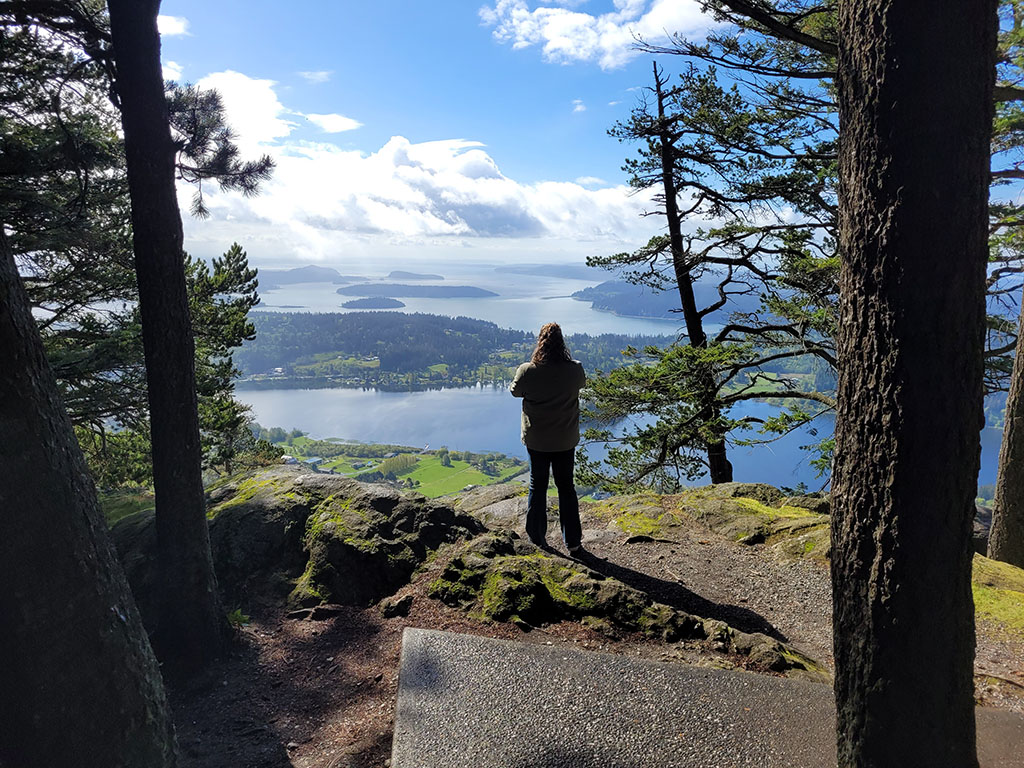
[{"xmin": 392, "ymin": 628, "xmax": 1024, "ymax": 768}]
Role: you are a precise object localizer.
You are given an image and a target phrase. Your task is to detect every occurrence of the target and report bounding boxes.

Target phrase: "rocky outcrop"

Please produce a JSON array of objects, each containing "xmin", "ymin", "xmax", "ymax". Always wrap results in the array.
[
  {"xmin": 672, "ymin": 486, "xmax": 831, "ymax": 561},
  {"xmin": 110, "ymin": 466, "xmax": 484, "ymax": 628},
  {"xmin": 429, "ymin": 530, "xmax": 826, "ymax": 679}
]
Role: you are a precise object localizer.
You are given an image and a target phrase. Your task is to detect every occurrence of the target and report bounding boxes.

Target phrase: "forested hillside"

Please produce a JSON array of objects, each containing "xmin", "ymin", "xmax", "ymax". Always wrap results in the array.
[{"xmin": 234, "ymin": 311, "xmax": 672, "ymax": 389}]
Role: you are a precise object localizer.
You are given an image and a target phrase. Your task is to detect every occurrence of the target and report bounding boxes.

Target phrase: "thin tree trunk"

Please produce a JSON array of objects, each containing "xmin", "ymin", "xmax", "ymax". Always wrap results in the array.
[
  {"xmin": 0, "ymin": 230, "xmax": 176, "ymax": 767},
  {"xmin": 990, "ymin": 300, "xmax": 1024, "ymax": 567},
  {"xmin": 832, "ymin": 1, "xmax": 995, "ymax": 765},
  {"xmin": 107, "ymin": 0, "xmax": 227, "ymax": 674},
  {"xmin": 653, "ymin": 62, "xmax": 733, "ymax": 484}
]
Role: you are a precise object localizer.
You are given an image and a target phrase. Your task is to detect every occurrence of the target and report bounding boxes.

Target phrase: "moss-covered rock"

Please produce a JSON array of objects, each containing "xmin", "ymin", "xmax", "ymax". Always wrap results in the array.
[
  {"xmin": 429, "ymin": 531, "xmax": 825, "ymax": 678},
  {"xmin": 292, "ymin": 482, "xmax": 484, "ymax": 607},
  {"xmin": 111, "ymin": 465, "xmax": 485, "ymax": 624},
  {"xmin": 973, "ymin": 553, "xmax": 1024, "ymax": 639},
  {"xmin": 670, "ymin": 487, "xmax": 831, "ymax": 562},
  {"xmin": 781, "ymin": 494, "xmax": 830, "ymax": 516}
]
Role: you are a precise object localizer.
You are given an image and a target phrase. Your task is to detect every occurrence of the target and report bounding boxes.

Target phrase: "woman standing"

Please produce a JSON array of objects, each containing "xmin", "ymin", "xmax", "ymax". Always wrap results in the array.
[{"xmin": 510, "ymin": 323, "xmax": 587, "ymax": 554}]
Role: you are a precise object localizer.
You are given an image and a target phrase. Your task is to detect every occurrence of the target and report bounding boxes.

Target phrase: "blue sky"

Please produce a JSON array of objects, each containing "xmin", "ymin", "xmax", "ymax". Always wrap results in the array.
[{"xmin": 156, "ymin": 0, "xmax": 717, "ymax": 269}]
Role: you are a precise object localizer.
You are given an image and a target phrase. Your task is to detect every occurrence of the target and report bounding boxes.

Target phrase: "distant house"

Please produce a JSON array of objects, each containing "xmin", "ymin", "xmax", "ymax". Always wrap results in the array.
[
  {"xmin": 383, "ymin": 452, "xmax": 398, "ymax": 459},
  {"xmin": 352, "ymin": 462, "xmax": 365, "ymax": 469},
  {"xmin": 281, "ymin": 455, "xmax": 298, "ymax": 465},
  {"xmin": 304, "ymin": 457, "xmax": 324, "ymax": 471}
]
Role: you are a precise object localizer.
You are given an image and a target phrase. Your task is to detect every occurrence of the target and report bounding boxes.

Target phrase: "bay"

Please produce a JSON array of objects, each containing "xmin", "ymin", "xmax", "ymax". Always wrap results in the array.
[
  {"xmin": 253, "ymin": 266, "xmax": 687, "ymax": 337},
  {"xmin": 237, "ymin": 386, "xmax": 1003, "ymax": 489}
]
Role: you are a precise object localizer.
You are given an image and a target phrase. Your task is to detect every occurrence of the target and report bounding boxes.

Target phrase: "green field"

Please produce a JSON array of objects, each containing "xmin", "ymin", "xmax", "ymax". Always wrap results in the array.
[
  {"xmin": 283, "ymin": 443, "xmax": 527, "ymax": 498},
  {"xmin": 403, "ymin": 456, "xmax": 524, "ymax": 497}
]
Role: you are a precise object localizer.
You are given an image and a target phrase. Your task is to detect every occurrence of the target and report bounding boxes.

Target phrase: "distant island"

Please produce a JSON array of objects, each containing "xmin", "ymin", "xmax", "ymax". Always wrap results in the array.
[
  {"xmin": 571, "ymin": 280, "xmax": 761, "ymax": 319},
  {"xmin": 571, "ymin": 281, "xmax": 681, "ymax": 319},
  {"xmin": 387, "ymin": 270, "xmax": 443, "ymax": 281},
  {"xmin": 259, "ymin": 264, "xmax": 345, "ymax": 290},
  {"xmin": 342, "ymin": 297, "xmax": 406, "ymax": 309},
  {"xmin": 336, "ymin": 283, "xmax": 498, "ymax": 299}
]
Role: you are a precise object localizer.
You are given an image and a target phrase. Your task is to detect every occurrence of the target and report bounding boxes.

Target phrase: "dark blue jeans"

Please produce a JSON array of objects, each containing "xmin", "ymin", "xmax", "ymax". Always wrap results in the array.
[{"xmin": 526, "ymin": 448, "xmax": 581, "ymax": 548}]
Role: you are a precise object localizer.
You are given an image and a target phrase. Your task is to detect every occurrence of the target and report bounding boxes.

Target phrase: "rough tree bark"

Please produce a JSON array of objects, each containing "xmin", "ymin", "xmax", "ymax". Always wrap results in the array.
[
  {"xmin": 652, "ymin": 63, "xmax": 733, "ymax": 484},
  {"xmin": 0, "ymin": 230, "xmax": 177, "ymax": 767},
  {"xmin": 832, "ymin": 1, "xmax": 996, "ymax": 766},
  {"xmin": 106, "ymin": 0, "xmax": 228, "ymax": 674},
  {"xmin": 990, "ymin": 302, "xmax": 1024, "ymax": 567}
]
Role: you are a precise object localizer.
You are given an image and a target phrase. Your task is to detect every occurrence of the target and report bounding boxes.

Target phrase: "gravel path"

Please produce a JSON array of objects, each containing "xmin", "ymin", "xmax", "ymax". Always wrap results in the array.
[{"xmin": 566, "ymin": 500, "xmax": 835, "ymax": 668}]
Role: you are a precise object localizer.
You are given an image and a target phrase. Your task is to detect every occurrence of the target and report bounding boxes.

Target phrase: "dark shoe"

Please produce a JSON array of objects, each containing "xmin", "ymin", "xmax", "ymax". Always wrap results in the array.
[
  {"xmin": 567, "ymin": 543, "xmax": 584, "ymax": 557},
  {"xmin": 529, "ymin": 536, "xmax": 548, "ymax": 548}
]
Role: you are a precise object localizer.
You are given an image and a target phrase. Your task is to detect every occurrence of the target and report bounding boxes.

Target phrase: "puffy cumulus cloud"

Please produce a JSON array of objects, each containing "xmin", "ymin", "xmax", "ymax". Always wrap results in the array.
[
  {"xmin": 479, "ymin": 0, "xmax": 713, "ymax": 69},
  {"xmin": 157, "ymin": 15, "xmax": 190, "ymax": 36},
  {"xmin": 196, "ymin": 71, "xmax": 297, "ymax": 155},
  {"xmin": 298, "ymin": 70, "xmax": 332, "ymax": 83},
  {"xmin": 180, "ymin": 72, "xmax": 659, "ymax": 263},
  {"xmin": 163, "ymin": 60, "xmax": 183, "ymax": 81},
  {"xmin": 306, "ymin": 113, "xmax": 363, "ymax": 133}
]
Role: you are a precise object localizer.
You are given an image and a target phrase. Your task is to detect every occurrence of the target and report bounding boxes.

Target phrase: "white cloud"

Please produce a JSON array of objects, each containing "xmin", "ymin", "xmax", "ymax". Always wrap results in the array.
[
  {"xmin": 163, "ymin": 60, "xmax": 183, "ymax": 82},
  {"xmin": 305, "ymin": 113, "xmax": 363, "ymax": 133},
  {"xmin": 157, "ymin": 15, "xmax": 190, "ymax": 36},
  {"xmin": 298, "ymin": 70, "xmax": 333, "ymax": 83},
  {"xmin": 572, "ymin": 99, "xmax": 586, "ymax": 113},
  {"xmin": 479, "ymin": 0, "xmax": 715, "ymax": 70},
  {"xmin": 575, "ymin": 176, "xmax": 606, "ymax": 186},
  {"xmin": 196, "ymin": 71, "xmax": 297, "ymax": 155},
  {"xmin": 179, "ymin": 72, "xmax": 660, "ymax": 265},
  {"xmin": 608, "ymin": 100, "xmax": 621, "ymax": 106}
]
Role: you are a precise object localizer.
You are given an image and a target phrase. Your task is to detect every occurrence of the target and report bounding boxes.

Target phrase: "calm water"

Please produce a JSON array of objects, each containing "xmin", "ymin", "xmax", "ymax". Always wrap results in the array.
[
  {"xmin": 253, "ymin": 264, "xmax": 687, "ymax": 337},
  {"xmin": 239, "ymin": 386, "xmax": 1001, "ymax": 488}
]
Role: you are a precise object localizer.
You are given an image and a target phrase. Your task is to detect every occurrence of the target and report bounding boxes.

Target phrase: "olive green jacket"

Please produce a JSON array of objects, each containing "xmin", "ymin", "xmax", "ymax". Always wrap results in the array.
[{"xmin": 510, "ymin": 359, "xmax": 586, "ymax": 452}]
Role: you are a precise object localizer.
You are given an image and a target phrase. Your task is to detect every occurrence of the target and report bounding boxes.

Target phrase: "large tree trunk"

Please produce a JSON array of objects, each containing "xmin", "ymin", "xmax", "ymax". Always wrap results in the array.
[
  {"xmin": 107, "ymin": 0, "xmax": 227, "ymax": 674},
  {"xmin": 0, "ymin": 230, "xmax": 176, "ymax": 767},
  {"xmin": 832, "ymin": 1, "xmax": 996, "ymax": 766},
  {"xmin": 653, "ymin": 63, "xmax": 733, "ymax": 484},
  {"xmin": 990, "ymin": 301, "xmax": 1024, "ymax": 567}
]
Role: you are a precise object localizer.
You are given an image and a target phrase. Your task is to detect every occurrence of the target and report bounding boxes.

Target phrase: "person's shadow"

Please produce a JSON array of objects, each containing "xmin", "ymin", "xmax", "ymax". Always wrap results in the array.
[{"xmin": 571, "ymin": 548, "xmax": 789, "ymax": 642}]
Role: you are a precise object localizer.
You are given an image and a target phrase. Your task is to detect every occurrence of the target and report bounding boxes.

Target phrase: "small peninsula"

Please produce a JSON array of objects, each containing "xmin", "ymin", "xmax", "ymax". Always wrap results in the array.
[
  {"xmin": 336, "ymin": 283, "xmax": 498, "ymax": 298},
  {"xmin": 259, "ymin": 264, "xmax": 345, "ymax": 290},
  {"xmin": 387, "ymin": 270, "xmax": 444, "ymax": 281},
  {"xmin": 342, "ymin": 297, "xmax": 406, "ymax": 309}
]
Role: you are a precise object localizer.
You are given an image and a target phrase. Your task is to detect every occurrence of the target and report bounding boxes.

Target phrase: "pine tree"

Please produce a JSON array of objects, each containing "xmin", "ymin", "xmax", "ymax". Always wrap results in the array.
[
  {"xmin": 107, "ymin": 0, "xmax": 228, "ymax": 674},
  {"xmin": 832, "ymin": 0, "xmax": 995, "ymax": 762},
  {"xmin": 0, "ymin": 228, "xmax": 176, "ymax": 767}
]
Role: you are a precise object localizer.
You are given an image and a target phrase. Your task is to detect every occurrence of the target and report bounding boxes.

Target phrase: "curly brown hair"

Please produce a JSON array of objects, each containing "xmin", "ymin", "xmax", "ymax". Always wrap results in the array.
[{"xmin": 531, "ymin": 322, "xmax": 572, "ymax": 364}]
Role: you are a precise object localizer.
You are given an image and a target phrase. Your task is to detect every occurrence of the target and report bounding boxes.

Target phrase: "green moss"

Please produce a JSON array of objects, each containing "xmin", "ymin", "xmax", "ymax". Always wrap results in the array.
[
  {"xmin": 479, "ymin": 566, "xmax": 537, "ymax": 621},
  {"xmin": 589, "ymin": 493, "xmax": 676, "ymax": 537},
  {"xmin": 974, "ymin": 585, "xmax": 1024, "ymax": 633},
  {"xmin": 614, "ymin": 509, "xmax": 665, "ymax": 536},
  {"xmin": 537, "ymin": 561, "xmax": 597, "ymax": 612},
  {"xmin": 971, "ymin": 554, "xmax": 1024, "ymax": 638},
  {"xmin": 973, "ymin": 553, "xmax": 1024, "ymax": 592},
  {"xmin": 803, "ymin": 539, "xmax": 816, "ymax": 555},
  {"xmin": 289, "ymin": 561, "xmax": 328, "ymax": 606},
  {"xmin": 209, "ymin": 473, "xmax": 291, "ymax": 517},
  {"xmin": 733, "ymin": 497, "xmax": 822, "ymax": 521},
  {"xmin": 779, "ymin": 648, "xmax": 830, "ymax": 679}
]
